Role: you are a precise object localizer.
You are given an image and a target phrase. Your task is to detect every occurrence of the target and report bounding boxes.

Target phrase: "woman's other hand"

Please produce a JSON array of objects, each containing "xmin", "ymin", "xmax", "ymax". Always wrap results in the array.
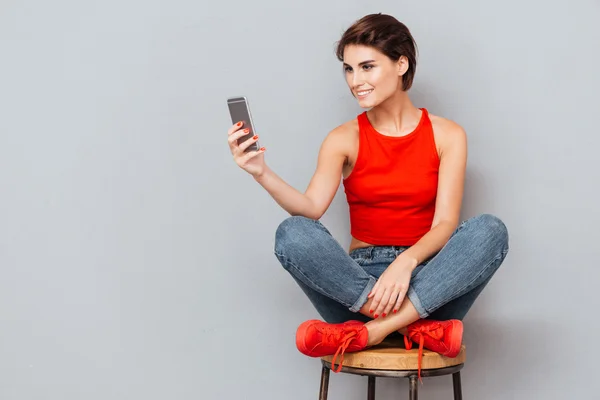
[{"xmin": 368, "ymin": 255, "xmax": 417, "ymax": 318}]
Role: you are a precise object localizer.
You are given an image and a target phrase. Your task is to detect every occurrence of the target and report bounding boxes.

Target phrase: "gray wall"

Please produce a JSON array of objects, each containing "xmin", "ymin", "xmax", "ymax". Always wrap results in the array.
[{"xmin": 1, "ymin": 1, "xmax": 598, "ymax": 399}]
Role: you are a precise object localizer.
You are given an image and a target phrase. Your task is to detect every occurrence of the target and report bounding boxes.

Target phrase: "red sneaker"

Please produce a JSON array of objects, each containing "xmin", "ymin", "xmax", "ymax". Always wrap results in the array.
[
  {"xmin": 296, "ymin": 319, "xmax": 368, "ymax": 372},
  {"xmin": 403, "ymin": 319, "xmax": 463, "ymax": 381}
]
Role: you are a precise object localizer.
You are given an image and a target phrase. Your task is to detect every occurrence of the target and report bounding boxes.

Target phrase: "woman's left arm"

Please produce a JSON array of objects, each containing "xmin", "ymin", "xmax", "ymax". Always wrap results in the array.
[
  {"xmin": 369, "ymin": 120, "xmax": 468, "ymax": 317},
  {"xmin": 399, "ymin": 119, "xmax": 468, "ymax": 266}
]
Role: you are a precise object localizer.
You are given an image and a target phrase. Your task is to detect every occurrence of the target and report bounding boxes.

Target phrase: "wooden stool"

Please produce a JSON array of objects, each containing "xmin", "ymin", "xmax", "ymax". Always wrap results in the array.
[{"xmin": 319, "ymin": 338, "xmax": 466, "ymax": 399}]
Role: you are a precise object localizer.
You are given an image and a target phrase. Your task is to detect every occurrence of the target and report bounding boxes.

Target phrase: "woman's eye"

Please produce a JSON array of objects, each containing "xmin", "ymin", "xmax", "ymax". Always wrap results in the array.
[{"xmin": 344, "ymin": 65, "xmax": 373, "ymax": 72}]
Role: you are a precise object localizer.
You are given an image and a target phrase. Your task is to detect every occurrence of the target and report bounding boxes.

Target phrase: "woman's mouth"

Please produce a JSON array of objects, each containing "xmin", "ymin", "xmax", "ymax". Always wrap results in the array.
[{"xmin": 356, "ymin": 89, "xmax": 373, "ymax": 99}]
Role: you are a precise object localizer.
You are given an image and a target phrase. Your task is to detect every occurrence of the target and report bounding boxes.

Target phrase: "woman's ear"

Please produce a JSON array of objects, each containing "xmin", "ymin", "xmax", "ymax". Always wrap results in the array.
[{"xmin": 397, "ymin": 55, "xmax": 409, "ymax": 76}]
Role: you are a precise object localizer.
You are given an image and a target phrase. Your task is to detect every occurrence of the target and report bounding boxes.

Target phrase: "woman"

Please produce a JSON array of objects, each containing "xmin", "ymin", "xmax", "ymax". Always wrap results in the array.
[{"xmin": 226, "ymin": 13, "xmax": 509, "ymax": 377}]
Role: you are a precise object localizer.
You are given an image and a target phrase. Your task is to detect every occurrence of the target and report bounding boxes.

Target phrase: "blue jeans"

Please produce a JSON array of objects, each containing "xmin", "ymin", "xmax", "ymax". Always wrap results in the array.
[{"xmin": 273, "ymin": 214, "xmax": 509, "ymax": 323}]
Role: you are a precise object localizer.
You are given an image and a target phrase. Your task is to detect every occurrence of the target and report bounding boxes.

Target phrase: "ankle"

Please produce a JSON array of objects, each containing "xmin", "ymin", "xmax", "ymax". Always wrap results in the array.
[{"xmin": 365, "ymin": 323, "xmax": 386, "ymax": 346}]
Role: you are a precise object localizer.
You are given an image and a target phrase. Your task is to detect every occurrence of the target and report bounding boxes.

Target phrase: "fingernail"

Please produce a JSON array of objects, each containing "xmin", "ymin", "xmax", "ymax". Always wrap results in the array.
[
  {"xmin": 253, "ymin": 135, "xmax": 258, "ymax": 140},
  {"xmin": 237, "ymin": 122, "xmax": 242, "ymax": 126},
  {"xmin": 369, "ymin": 309, "xmax": 373, "ymax": 314},
  {"xmin": 393, "ymin": 309, "xmax": 397, "ymax": 313},
  {"xmin": 243, "ymin": 128, "xmax": 249, "ymax": 133},
  {"xmin": 374, "ymin": 314, "xmax": 379, "ymax": 318},
  {"xmin": 382, "ymin": 313, "xmax": 387, "ymax": 318},
  {"xmin": 260, "ymin": 147, "xmax": 265, "ymax": 151}
]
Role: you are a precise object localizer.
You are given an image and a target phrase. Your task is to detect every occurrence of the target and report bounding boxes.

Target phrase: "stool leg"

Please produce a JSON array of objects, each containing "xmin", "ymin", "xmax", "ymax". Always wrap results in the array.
[
  {"xmin": 367, "ymin": 376, "xmax": 376, "ymax": 400},
  {"xmin": 452, "ymin": 372, "xmax": 462, "ymax": 400},
  {"xmin": 319, "ymin": 366, "xmax": 330, "ymax": 400},
  {"xmin": 409, "ymin": 375, "xmax": 418, "ymax": 400}
]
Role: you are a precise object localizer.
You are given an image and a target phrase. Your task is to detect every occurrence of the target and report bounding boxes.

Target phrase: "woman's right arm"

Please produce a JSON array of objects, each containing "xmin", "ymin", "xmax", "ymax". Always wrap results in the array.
[{"xmin": 228, "ymin": 122, "xmax": 347, "ymax": 220}]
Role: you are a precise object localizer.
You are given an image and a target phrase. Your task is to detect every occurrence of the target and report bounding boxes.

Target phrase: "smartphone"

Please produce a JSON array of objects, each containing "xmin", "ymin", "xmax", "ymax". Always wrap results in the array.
[{"xmin": 227, "ymin": 96, "xmax": 260, "ymax": 152}]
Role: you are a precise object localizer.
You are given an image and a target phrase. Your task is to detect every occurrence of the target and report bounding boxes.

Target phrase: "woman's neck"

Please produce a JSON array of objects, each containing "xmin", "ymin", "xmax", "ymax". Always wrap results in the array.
[{"xmin": 367, "ymin": 91, "xmax": 422, "ymax": 137}]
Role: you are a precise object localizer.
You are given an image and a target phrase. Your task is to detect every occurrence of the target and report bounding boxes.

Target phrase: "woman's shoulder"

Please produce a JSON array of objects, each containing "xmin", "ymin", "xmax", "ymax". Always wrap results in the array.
[
  {"xmin": 321, "ymin": 117, "xmax": 360, "ymax": 152},
  {"xmin": 330, "ymin": 116, "xmax": 359, "ymax": 137},
  {"xmin": 428, "ymin": 111, "xmax": 467, "ymax": 151}
]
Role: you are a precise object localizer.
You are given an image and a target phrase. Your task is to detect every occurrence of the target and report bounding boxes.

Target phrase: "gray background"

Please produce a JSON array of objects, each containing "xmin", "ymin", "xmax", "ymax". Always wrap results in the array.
[{"xmin": 1, "ymin": 0, "xmax": 599, "ymax": 399}]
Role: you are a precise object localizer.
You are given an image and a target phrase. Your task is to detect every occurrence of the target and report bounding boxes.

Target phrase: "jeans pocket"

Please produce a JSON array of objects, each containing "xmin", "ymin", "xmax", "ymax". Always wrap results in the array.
[
  {"xmin": 360, "ymin": 262, "xmax": 389, "ymax": 279},
  {"xmin": 353, "ymin": 257, "xmax": 369, "ymax": 266}
]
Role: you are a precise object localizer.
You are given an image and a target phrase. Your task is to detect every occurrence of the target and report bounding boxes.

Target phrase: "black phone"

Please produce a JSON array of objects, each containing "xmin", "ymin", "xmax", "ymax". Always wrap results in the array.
[{"xmin": 227, "ymin": 96, "xmax": 260, "ymax": 152}]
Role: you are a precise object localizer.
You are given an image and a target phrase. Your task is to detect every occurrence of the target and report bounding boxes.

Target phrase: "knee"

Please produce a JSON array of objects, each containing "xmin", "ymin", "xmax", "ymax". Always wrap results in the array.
[
  {"xmin": 274, "ymin": 215, "xmax": 319, "ymax": 257},
  {"xmin": 471, "ymin": 213, "xmax": 509, "ymax": 252}
]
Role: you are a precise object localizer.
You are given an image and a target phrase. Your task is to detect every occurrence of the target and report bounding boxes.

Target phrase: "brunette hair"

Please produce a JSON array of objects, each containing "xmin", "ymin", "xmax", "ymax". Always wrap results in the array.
[{"xmin": 336, "ymin": 13, "xmax": 418, "ymax": 91}]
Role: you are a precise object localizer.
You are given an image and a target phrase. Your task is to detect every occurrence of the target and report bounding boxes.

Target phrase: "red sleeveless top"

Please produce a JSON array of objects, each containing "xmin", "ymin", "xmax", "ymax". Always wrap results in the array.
[{"xmin": 342, "ymin": 108, "xmax": 440, "ymax": 246}]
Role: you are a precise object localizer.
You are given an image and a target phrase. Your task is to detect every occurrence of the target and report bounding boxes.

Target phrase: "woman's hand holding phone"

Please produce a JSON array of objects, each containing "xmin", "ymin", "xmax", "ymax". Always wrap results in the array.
[{"xmin": 227, "ymin": 121, "xmax": 266, "ymax": 177}]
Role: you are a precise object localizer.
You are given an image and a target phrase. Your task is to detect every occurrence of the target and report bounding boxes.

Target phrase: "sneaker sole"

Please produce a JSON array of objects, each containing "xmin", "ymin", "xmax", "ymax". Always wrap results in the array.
[{"xmin": 444, "ymin": 320, "xmax": 464, "ymax": 358}]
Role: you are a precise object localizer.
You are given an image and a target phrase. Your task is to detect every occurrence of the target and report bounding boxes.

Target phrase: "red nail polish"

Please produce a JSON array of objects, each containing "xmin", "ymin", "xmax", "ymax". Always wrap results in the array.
[
  {"xmin": 374, "ymin": 314, "xmax": 379, "ymax": 318},
  {"xmin": 369, "ymin": 309, "xmax": 373, "ymax": 314},
  {"xmin": 237, "ymin": 122, "xmax": 242, "ymax": 126},
  {"xmin": 253, "ymin": 135, "xmax": 258, "ymax": 140},
  {"xmin": 382, "ymin": 313, "xmax": 387, "ymax": 318},
  {"xmin": 260, "ymin": 147, "xmax": 266, "ymax": 151},
  {"xmin": 243, "ymin": 128, "xmax": 249, "ymax": 133},
  {"xmin": 393, "ymin": 309, "xmax": 397, "ymax": 313}
]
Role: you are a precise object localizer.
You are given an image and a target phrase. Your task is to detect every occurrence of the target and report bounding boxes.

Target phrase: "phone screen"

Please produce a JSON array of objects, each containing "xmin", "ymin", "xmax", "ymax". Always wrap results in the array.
[{"xmin": 227, "ymin": 97, "xmax": 260, "ymax": 152}]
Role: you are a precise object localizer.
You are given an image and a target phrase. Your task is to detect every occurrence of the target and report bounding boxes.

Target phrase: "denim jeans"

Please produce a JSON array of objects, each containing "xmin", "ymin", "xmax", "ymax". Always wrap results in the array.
[{"xmin": 273, "ymin": 214, "xmax": 509, "ymax": 323}]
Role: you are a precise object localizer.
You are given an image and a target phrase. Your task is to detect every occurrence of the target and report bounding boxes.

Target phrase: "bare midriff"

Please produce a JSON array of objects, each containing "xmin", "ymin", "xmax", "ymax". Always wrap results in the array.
[{"xmin": 348, "ymin": 236, "xmax": 376, "ymax": 253}]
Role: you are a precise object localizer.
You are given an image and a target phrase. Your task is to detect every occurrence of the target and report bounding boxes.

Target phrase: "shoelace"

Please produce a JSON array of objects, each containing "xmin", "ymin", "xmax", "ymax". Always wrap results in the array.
[
  {"xmin": 315, "ymin": 326, "xmax": 359, "ymax": 373},
  {"xmin": 403, "ymin": 323, "xmax": 444, "ymax": 382}
]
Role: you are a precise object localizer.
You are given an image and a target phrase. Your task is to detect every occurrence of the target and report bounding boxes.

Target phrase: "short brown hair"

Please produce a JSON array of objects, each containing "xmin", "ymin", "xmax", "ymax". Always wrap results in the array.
[{"xmin": 335, "ymin": 13, "xmax": 418, "ymax": 91}]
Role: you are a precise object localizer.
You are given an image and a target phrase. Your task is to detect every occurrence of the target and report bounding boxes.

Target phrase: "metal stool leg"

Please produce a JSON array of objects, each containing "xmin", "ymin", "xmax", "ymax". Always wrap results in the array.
[
  {"xmin": 409, "ymin": 375, "xmax": 418, "ymax": 400},
  {"xmin": 319, "ymin": 367, "xmax": 330, "ymax": 400},
  {"xmin": 367, "ymin": 376, "xmax": 376, "ymax": 400},
  {"xmin": 452, "ymin": 371, "xmax": 462, "ymax": 400}
]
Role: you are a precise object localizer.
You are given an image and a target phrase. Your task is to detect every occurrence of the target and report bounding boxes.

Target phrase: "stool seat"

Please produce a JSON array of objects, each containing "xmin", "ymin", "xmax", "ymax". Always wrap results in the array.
[
  {"xmin": 317, "ymin": 337, "xmax": 466, "ymax": 399},
  {"xmin": 320, "ymin": 338, "xmax": 466, "ymax": 370}
]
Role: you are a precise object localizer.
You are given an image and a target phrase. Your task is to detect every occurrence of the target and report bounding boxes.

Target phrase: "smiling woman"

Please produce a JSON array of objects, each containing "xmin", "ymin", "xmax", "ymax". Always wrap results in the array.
[
  {"xmin": 338, "ymin": 15, "xmax": 418, "ymax": 103},
  {"xmin": 226, "ymin": 13, "xmax": 509, "ymax": 378}
]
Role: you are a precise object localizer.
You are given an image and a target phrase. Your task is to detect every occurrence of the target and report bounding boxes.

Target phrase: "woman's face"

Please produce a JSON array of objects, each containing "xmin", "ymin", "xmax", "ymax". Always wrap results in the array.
[{"xmin": 342, "ymin": 44, "xmax": 407, "ymax": 108}]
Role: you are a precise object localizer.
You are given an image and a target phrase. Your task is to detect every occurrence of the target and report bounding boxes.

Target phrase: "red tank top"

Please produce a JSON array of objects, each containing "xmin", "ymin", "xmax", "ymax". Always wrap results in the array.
[{"xmin": 342, "ymin": 108, "xmax": 440, "ymax": 246}]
